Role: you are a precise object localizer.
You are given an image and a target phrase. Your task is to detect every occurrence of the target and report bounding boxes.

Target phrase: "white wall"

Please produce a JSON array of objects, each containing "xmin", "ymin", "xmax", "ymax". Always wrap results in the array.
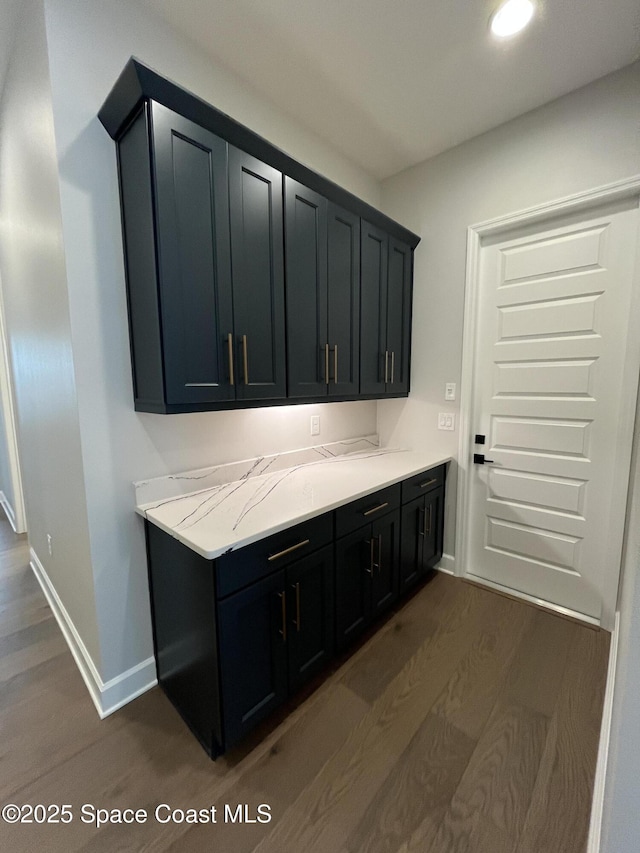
[
  {"xmin": 378, "ymin": 61, "xmax": 640, "ymax": 558},
  {"xmin": 41, "ymin": 0, "xmax": 380, "ymax": 687},
  {"xmin": 601, "ymin": 379, "xmax": 640, "ymax": 851},
  {"xmin": 0, "ymin": 0, "xmax": 101, "ymax": 664}
]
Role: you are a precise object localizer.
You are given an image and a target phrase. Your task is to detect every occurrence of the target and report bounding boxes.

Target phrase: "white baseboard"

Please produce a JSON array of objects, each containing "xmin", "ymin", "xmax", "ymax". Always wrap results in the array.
[
  {"xmin": 435, "ymin": 552, "xmax": 455, "ymax": 575},
  {"xmin": 29, "ymin": 547, "xmax": 157, "ymax": 718},
  {"xmin": 0, "ymin": 489, "xmax": 18, "ymax": 533},
  {"xmin": 587, "ymin": 610, "xmax": 620, "ymax": 853}
]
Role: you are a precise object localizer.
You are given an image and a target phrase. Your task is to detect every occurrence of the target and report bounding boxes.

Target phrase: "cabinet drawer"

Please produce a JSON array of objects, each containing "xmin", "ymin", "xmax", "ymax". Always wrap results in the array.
[
  {"xmin": 335, "ymin": 483, "xmax": 401, "ymax": 539},
  {"xmin": 401, "ymin": 465, "xmax": 446, "ymax": 505},
  {"xmin": 215, "ymin": 512, "xmax": 333, "ymax": 599}
]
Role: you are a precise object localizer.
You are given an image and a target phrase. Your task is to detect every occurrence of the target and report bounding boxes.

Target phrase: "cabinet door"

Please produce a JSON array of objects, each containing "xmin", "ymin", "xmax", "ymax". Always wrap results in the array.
[
  {"xmin": 335, "ymin": 528, "xmax": 371, "ymax": 650},
  {"xmin": 287, "ymin": 545, "xmax": 334, "ymax": 693},
  {"xmin": 423, "ymin": 488, "xmax": 444, "ymax": 569},
  {"xmin": 386, "ymin": 238, "xmax": 412, "ymax": 394},
  {"xmin": 150, "ymin": 103, "xmax": 234, "ymax": 405},
  {"xmin": 217, "ymin": 570, "xmax": 288, "ymax": 748},
  {"xmin": 229, "ymin": 147, "xmax": 286, "ymax": 401},
  {"xmin": 285, "ymin": 179, "xmax": 328, "ymax": 398},
  {"xmin": 327, "ymin": 203, "xmax": 360, "ymax": 397},
  {"xmin": 400, "ymin": 496, "xmax": 425, "ymax": 593},
  {"xmin": 360, "ymin": 220, "xmax": 388, "ymax": 396},
  {"xmin": 370, "ymin": 510, "xmax": 400, "ymax": 617}
]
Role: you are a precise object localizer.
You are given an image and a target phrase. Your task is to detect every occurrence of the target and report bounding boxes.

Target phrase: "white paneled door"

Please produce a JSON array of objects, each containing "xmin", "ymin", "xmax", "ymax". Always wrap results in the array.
[{"xmin": 465, "ymin": 197, "xmax": 640, "ymax": 623}]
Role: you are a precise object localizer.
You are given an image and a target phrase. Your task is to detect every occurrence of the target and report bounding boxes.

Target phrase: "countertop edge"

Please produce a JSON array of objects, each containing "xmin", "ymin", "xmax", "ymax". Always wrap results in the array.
[{"xmin": 139, "ymin": 452, "xmax": 452, "ymax": 560}]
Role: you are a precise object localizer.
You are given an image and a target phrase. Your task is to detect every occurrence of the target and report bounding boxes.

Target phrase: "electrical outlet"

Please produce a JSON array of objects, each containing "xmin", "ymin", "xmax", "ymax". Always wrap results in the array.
[
  {"xmin": 47, "ymin": 533, "xmax": 53, "ymax": 556},
  {"xmin": 445, "ymin": 383, "xmax": 456, "ymax": 401},
  {"xmin": 310, "ymin": 415, "xmax": 320, "ymax": 436},
  {"xmin": 438, "ymin": 413, "xmax": 455, "ymax": 431}
]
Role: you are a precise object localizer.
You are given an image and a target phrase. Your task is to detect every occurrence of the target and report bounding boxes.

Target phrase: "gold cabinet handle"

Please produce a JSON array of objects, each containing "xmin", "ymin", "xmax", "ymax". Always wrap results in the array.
[
  {"xmin": 334, "ymin": 344, "xmax": 338, "ymax": 384},
  {"xmin": 242, "ymin": 334, "xmax": 249, "ymax": 385},
  {"xmin": 325, "ymin": 343, "xmax": 330, "ymax": 385},
  {"xmin": 278, "ymin": 591, "xmax": 287, "ymax": 643},
  {"xmin": 293, "ymin": 582, "xmax": 301, "ymax": 632},
  {"xmin": 384, "ymin": 350, "xmax": 389, "ymax": 384},
  {"xmin": 227, "ymin": 333, "xmax": 235, "ymax": 386},
  {"xmin": 267, "ymin": 539, "xmax": 310, "ymax": 562},
  {"xmin": 391, "ymin": 351, "xmax": 395, "ymax": 384},
  {"xmin": 366, "ymin": 538, "xmax": 374, "ymax": 575},
  {"xmin": 419, "ymin": 478, "xmax": 437, "ymax": 490},
  {"xmin": 374, "ymin": 534, "xmax": 382, "ymax": 574},
  {"xmin": 427, "ymin": 504, "xmax": 433, "ymax": 538},
  {"xmin": 363, "ymin": 501, "xmax": 389, "ymax": 517}
]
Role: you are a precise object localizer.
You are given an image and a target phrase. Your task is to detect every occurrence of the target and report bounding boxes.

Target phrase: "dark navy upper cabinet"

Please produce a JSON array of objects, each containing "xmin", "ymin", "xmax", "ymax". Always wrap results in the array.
[
  {"xmin": 229, "ymin": 148, "xmax": 286, "ymax": 401},
  {"xmin": 116, "ymin": 103, "xmax": 286, "ymax": 412},
  {"xmin": 285, "ymin": 181, "xmax": 360, "ymax": 399},
  {"xmin": 149, "ymin": 103, "xmax": 234, "ymax": 407},
  {"xmin": 360, "ymin": 222, "xmax": 412, "ymax": 397},
  {"xmin": 100, "ymin": 59, "xmax": 419, "ymax": 412},
  {"xmin": 327, "ymin": 203, "xmax": 360, "ymax": 397},
  {"xmin": 285, "ymin": 179, "xmax": 329, "ymax": 398}
]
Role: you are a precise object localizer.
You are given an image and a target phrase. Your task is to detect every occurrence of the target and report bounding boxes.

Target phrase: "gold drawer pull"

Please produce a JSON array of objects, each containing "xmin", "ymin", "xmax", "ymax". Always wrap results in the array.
[
  {"xmin": 419, "ymin": 478, "xmax": 438, "ymax": 489},
  {"xmin": 363, "ymin": 501, "xmax": 389, "ymax": 517},
  {"xmin": 268, "ymin": 539, "xmax": 310, "ymax": 562}
]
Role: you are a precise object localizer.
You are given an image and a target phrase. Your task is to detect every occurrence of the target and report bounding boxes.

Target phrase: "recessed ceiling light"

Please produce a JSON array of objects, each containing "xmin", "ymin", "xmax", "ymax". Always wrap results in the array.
[{"xmin": 490, "ymin": 0, "xmax": 535, "ymax": 38}]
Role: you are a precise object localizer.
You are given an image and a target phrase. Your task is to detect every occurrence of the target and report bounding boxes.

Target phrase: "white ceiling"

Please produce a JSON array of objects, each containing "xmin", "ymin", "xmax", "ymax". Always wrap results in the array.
[{"xmin": 146, "ymin": 0, "xmax": 640, "ymax": 179}]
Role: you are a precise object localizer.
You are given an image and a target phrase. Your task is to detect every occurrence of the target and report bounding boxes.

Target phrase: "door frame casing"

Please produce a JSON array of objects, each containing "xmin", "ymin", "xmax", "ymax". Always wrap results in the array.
[{"xmin": 455, "ymin": 175, "xmax": 640, "ymax": 631}]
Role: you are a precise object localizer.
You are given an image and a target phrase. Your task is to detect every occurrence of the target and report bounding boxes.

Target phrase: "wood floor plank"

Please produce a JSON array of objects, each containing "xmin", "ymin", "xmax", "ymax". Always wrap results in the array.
[
  {"xmin": 445, "ymin": 699, "xmax": 549, "ymax": 841},
  {"xmin": 502, "ymin": 607, "xmax": 577, "ymax": 717},
  {"xmin": 516, "ymin": 626, "xmax": 610, "ymax": 853},
  {"xmin": 429, "ymin": 593, "xmax": 532, "ymax": 739},
  {"xmin": 345, "ymin": 713, "xmax": 477, "ymax": 853}
]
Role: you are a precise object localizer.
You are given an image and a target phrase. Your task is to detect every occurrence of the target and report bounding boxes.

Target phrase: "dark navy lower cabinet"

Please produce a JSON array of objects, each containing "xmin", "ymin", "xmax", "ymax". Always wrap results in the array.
[
  {"xmin": 217, "ymin": 570, "xmax": 289, "ymax": 748},
  {"xmin": 335, "ymin": 509, "xmax": 400, "ymax": 651},
  {"xmin": 400, "ymin": 487, "xmax": 444, "ymax": 594},
  {"xmin": 145, "ymin": 465, "xmax": 445, "ymax": 758}
]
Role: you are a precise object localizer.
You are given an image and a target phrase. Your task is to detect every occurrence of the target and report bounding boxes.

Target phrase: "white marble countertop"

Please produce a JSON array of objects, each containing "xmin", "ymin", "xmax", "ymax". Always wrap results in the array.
[{"xmin": 136, "ymin": 439, "xmax": 450, "ymax": 560}]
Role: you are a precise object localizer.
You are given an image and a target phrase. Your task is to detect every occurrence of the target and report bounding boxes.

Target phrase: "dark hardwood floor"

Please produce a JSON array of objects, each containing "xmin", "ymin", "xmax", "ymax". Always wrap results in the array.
[{"xmin": 0, "ymin": 518, "xmax": 609, "ymax": 852}]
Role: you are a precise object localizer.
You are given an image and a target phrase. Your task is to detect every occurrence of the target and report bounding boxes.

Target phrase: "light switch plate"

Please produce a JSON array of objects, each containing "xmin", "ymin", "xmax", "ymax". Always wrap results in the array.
[
  {"xmin": 310, "ymin": 415, "xmax": 320, "ymax": 436},
  {"xmin": 445, "ymin": 383, "xmax": 456, "ymax": 401},
  {"xmin": 438, "ymin": 412, "xmax": 455, "ymax": 431}
]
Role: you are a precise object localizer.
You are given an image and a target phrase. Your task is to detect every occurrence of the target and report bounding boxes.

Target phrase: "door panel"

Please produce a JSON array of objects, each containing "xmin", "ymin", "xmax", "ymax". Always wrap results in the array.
[
  {"xmin": 287, "ymin": 546, "xmax": 334, "ymax": 693},
  {"xmin": 466, "ymin": 200, "xmax": 640, "ymax": 621},
  {"xmin": 327, "ymin": 203, "xmax": 360, "ymax": 396},
  {"xmin": 371, "ymin": 511, "xmax": 399, "ymax": 616},
  {"xmin": 400, "ymin": 497, "xmax": 424, "ymax": 592},
  {"xmin": 217, "ymin": 570, "xmax": 288, "ymax": 748},
  {"xmin": 386, "ymin": 237, "xmax": 412, "ymax": 394},
  {"xmin": 229, "ymin": 147, "xmax": 286, "ymax": 400},
  {"xmin": 335, "ymin": 529, "xmax": 370, "ymax": 650},
  {"xmin": 360, "ymin": 221, "xmax": 388, "ymax": 395},
  {"xmin": 423, "ymin": 488, "xmax": 443, "ymax": 568},
  {"xmin": 151, "ymin": 103, "xmax": 233, "ymax": 404},
  {"xmin": 285, "ymin": 179, "xmax": 328, "ymax": 398}
]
